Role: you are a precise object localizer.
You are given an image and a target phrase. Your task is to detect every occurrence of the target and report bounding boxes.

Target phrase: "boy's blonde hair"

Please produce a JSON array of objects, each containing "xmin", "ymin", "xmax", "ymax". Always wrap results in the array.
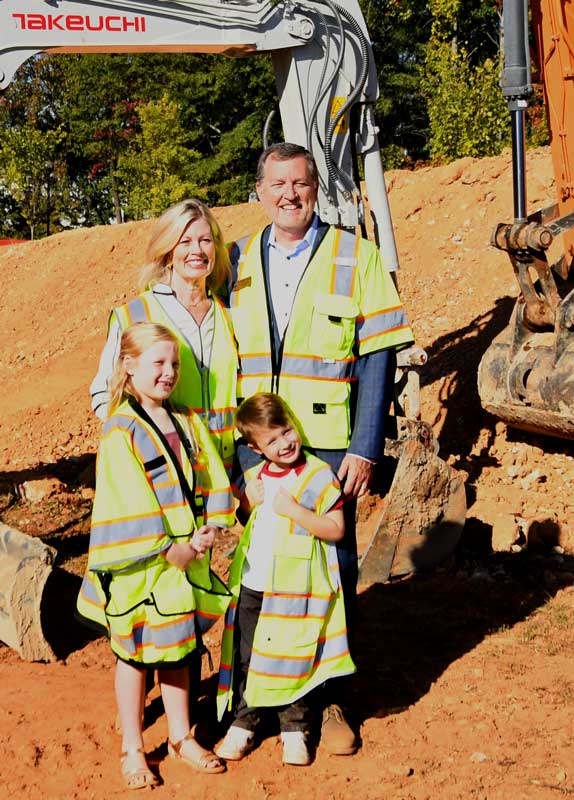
[
  {"xmin": 235, "ymin": 393, "xmax": 298, "ymax": 444},
  {"xmin": 108, "ymin": 322, "xmax": 179, "ymax": 415},
  {"xmin": 139, "ymin": 198, "xmax": 231, "ymax": 293}
]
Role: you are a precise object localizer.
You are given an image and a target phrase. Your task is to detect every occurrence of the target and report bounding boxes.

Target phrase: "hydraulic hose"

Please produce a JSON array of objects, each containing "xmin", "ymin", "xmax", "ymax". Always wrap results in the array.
[{"xmin": 313, "ymin": 0, "xmax": 371, "ymax": 197}]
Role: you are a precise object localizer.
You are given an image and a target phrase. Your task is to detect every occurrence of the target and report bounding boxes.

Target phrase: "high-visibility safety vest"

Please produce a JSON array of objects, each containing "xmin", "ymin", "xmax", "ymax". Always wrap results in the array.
[
  {"xmin": 217, "ymin": 453, "xmax": 355, "ymax": 716},
  {"xmin": 112, "ymin": 288, "xmax": 238, "ymax": 470},
  {"xmin": 228, "ymin": 226, "xmax": 413, "ymax": 450},
  {"xmin": 76, "ymin": 400, "xmax": 234, "ymax": 666}
]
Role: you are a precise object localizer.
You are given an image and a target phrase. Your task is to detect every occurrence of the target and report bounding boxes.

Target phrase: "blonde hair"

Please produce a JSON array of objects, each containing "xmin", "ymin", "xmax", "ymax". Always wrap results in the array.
[
  {"xmin": 235, "ymin": 392, "xmax": 299, "ymax": 444},
  {"xmin": 139, "ymin": 199, "xmax": 231, "ymax": 293},
  {"xmin": 108, "ymin": 322, "xmax": 179, "ymax": 415}
]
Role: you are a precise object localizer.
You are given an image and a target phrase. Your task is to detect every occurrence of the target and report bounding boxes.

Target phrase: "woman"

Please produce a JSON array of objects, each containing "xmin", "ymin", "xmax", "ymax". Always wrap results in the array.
[{"xmin": 91, "ymin": 199, "xmax": 237, "ymax": 471}]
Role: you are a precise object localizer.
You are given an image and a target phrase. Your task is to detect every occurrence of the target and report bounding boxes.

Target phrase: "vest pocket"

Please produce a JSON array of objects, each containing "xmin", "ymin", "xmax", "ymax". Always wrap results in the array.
[
  {"xmin": 271, "ymin": 533, "xmax": 313, "ymax": 594},
  {"xmin": 309, "ymin": 292, "xmax": 358, "ymax": 359}
]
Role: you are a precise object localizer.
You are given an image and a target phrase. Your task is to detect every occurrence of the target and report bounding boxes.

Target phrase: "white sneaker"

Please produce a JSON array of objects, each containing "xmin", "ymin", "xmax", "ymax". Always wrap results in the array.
[
  {"xmin": 281, "ymin": 731, "xmax": 311, "ymax": 766},
  {"xmin": 215, "ymin": 726, "xmax": 255, "ymax": 761}
]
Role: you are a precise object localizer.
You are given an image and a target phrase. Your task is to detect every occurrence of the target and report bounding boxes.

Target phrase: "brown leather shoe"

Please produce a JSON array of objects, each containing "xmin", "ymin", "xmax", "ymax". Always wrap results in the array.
[{"xmin": 321, "ymin": 704, "xmax": 358, "ymax": 755}]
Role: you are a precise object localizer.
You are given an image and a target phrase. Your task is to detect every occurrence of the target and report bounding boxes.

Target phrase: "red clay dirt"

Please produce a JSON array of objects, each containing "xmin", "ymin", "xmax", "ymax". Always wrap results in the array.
[{"xmin": 2, "ymin": 147, "xmax": 574, "ymax": 799}]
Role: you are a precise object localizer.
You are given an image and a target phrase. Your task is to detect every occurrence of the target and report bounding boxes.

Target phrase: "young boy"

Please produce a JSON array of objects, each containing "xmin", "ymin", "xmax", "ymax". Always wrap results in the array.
[{"xmin": 216, "ymin": 393, "xmax": 355, "ymax": 766}]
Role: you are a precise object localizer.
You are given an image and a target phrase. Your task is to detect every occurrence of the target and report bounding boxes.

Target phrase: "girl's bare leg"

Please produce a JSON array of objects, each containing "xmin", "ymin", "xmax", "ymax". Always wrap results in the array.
[
  {"xmin": 115, "ymin": 659, "xmax": 146, "ymax": 751},
  {"xmin": 158, "ymin": 666, "xmax": 190, "ymax": 745}
]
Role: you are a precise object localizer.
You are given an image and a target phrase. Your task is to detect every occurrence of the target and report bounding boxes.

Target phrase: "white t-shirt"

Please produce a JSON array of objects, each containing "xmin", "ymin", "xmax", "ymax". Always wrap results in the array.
[{"xmin": 241, "ymin": 460, "xmax": 305, "ymax": 592}]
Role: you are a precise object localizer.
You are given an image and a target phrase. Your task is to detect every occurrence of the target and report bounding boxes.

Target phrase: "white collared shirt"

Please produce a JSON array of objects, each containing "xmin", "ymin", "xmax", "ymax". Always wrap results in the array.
[
  {"xmin": 90, "ymin": 283, "xmax": 215, "ymax": 420},
  {"xmin": 267, "ymin": 215, "xmax": 319, "ymax": 340}
]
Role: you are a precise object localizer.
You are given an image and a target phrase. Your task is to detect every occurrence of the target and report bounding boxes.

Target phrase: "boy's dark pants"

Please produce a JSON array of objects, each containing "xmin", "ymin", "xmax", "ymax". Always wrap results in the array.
[{"xmin": 232, "ymin": 584, "xmax": 312, "ymax": 734}]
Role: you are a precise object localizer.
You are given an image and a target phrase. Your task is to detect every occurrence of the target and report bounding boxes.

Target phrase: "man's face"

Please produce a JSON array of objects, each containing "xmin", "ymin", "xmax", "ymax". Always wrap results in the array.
[{"xmin": 256, "ymin": 155, "xmax": 318, "ymax": 244}]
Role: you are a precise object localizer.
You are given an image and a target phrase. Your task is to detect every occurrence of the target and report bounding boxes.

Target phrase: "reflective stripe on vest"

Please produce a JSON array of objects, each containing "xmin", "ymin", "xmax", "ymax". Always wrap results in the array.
[
  {"xmin": 216, "ymin": 454, "xmax": 353, "ymax": 715},
  {"xmin": 229, "ymin": 228, "xmax": 364, "ymax": 448},
  {"xmin": 104, "ymin": 413, "xmax": 203, "ymax": 528},
  {"xmin": 113, "ymin": 291, "xmax": 237, "ymax": 466}
]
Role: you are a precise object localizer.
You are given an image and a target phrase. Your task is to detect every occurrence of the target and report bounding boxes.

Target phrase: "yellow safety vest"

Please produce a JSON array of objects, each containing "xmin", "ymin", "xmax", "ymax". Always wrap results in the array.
[
  {"xmin": 112, "ymin": 288, "xmax": 238, "ymax": 470},
  {"xmin": 228, "ymin": 227, "xmax": 413, "ymax": 449},
  {"xmin": 217, "ymin": 453, "xmax": 355, "ymax": 716},
  {"xmin": 77, "ymin": 400, "xmax": 234, "ymax": 665}
]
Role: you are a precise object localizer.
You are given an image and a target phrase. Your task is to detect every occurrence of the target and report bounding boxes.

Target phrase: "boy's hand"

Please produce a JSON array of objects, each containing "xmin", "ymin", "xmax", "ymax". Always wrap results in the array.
[
  {"xmin": 191, "ymin": 525, "xmax": 217, "ymax": 558},
  {"xmin": 245, "ymin": 478, "xmax": 264, "ymax": 507},
  {"xmin": 273, "ymin": 487, "xmax": 298, "ymax": 518}
]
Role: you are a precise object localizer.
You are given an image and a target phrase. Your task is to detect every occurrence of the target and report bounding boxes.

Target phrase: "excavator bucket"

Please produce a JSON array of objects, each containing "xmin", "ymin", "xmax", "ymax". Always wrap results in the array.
[
  {"xmin": 478, "ymin": 301, "xmax": 574, "ymax": 440},
  {"xmin": 0, "ymin": 523, "xmax": 57, "ymax": 662},
  {"xmin": 358, "ymin": 419, "xmax": 467, "ymax": 588},
  {"xmin": 358, "ymin": 347, "xmax": 467, "ymax": 587}
]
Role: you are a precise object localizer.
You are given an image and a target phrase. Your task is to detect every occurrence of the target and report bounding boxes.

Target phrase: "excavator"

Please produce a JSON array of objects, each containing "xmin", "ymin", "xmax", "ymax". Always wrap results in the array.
[
  {"xmin": 478, "ymin": 0, "xmax": 574, "ymax": 439},
  {"xmin": 0, "ymin": 0, "xmax": 470, "ymax": 661}
]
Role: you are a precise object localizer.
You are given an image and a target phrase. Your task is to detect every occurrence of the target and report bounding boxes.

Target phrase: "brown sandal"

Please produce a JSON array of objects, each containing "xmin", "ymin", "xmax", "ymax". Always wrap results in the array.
[
  {"xmin": 120, "ymin": 748, "xmax": 160, "ymax": 790},
  {"xmin": 168, "ymin": 732, "xmax": 226, "ymax": 774}
]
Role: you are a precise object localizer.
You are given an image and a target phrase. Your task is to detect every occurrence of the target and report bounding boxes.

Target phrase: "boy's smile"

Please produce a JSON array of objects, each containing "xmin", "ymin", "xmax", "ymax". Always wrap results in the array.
[{"xmin": 248, "ymin": 422, "xmax": 302, "ymax": 470}]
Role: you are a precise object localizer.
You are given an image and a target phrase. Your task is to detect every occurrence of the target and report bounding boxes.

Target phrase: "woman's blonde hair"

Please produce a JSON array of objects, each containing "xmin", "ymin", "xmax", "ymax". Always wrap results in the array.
[
  {"xmin": 108, "ymin": 322, "xmax": 180, "ymax": 415},
  {"xmin": 139, "ymin": 199, "xmax": 231, "ymax": 293}
]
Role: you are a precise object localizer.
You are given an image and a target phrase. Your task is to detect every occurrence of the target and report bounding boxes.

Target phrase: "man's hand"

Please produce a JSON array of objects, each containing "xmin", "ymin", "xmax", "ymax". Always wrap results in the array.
[
  {"xmin": 337, "ymin": 454, "xmax": 373, "ymax": 499},
  {"xmin": 245, "ymin": 478, "xmax": 265, "ymax": 507}
]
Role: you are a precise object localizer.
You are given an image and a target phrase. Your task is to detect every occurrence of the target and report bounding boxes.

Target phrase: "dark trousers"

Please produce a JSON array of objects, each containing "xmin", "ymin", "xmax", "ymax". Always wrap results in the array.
[{"xmin": 232, "ymin": 585, "xmax": 312, "ymax": 734}]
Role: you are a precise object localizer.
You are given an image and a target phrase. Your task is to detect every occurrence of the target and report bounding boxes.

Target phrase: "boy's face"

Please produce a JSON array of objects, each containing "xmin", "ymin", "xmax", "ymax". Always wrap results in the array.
[{"xmin": 248, "ymin": 420, "xmax": 302, "ymax": 469}]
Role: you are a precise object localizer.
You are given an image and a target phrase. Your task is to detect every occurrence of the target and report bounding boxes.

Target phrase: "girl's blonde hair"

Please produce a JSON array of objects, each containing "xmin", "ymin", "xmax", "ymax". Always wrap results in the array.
[
  {"xmin": 139, "ymin": 199, "xmax": 231, "ymax": 293},
  {"xmin": 108, "ymin": 322, "xmax": 179, "ymax": 415}
]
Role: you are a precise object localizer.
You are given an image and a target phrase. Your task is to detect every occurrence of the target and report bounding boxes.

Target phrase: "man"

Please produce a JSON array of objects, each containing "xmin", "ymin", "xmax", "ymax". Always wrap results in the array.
[{"xmin": 228, "ymin": 142, "xmax": 413, "ymax": 755}]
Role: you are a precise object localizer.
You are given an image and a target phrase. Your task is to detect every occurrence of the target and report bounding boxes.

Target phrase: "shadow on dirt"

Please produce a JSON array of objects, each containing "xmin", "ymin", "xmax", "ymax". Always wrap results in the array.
[
  {"xmin": 353, "ymin": 516, "xmax": 574, "ymax": 723},
  {"xmin": 41, "ymin": 567, "xmax": 101, "ymax": 660},
  {"xmin": 0, "ymin": 452, "xmax": 96, "ymax": 494},
  {"xmin": 419, "ymin": 295, "xmax": 514, "ymax": 465}
]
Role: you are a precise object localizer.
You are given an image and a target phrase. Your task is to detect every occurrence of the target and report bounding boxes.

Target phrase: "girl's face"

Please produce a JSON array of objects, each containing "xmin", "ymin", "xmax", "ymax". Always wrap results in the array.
[
  {"xmin": 125, "ymin": 340, "xmax": 179, "ymax": 408},
  {"xmin": 171, "ymin": 216, "xmax": 216, "ymax": 284}
]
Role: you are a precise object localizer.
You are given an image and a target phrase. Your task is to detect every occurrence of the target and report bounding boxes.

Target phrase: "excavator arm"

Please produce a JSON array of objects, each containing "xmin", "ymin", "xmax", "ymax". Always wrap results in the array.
[
  {"xmin": 0, "ymin": 0, "xmax": 400, "ymax": 268},
  {"xmin": 478, "ymin": 0, "xmax": 574, "ymax": 438}
]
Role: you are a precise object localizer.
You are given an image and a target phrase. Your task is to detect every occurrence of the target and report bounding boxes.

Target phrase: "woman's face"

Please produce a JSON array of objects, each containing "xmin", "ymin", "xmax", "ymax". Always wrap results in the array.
[{"xmin": 170, "ymin": 216, "xmax": 216, "ymax": 285}]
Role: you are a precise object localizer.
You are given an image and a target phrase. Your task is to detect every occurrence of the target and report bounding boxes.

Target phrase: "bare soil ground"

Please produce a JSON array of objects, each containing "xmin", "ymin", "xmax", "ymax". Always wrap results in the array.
[{"xmin": 2, "ymin": 146, "xmax": 574, "ymax": 799}]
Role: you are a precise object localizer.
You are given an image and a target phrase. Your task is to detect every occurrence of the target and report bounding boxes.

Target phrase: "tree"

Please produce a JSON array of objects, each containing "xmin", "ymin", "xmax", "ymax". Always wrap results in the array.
[
  {"xmin": 0, "ymin": 124, "xmax": 66, "ymax": 239},
  {"xmin": 422, "ymin": 0, "xmax": 510, "ymax": 162},
  {"xmin": 360, "ymin": 0, "xmax": 433, "ymax": 166},
  {"xmin": 117, "ymin": 94, "xmax": 202, "ymax": 218}
]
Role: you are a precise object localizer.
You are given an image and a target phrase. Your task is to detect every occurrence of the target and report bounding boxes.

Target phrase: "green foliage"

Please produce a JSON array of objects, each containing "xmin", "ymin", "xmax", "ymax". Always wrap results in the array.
[
  {"xmin": 423, "ymin": 1, "xmax": 509, "ymax": 162},
  {"xmin": 0, "ymin": 123, "xmax": 66, "ymax": 238},
  {"xmin": 359, "ymin": 0, "xmax": 432, "ymax": 161},
  {"xmin": 424, "ymin": 44, "xmax": 510, "ymax": 161},
  {"xmin": 117, "ymin": 94, "xmax": 202, "ymax": 219}
]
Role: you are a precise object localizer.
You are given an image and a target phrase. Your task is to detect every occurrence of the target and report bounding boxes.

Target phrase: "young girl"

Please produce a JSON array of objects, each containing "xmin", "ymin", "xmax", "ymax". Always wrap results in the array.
[{"xmin": 77, "ymin": 322, "xmax": 234, "ymax": 788}]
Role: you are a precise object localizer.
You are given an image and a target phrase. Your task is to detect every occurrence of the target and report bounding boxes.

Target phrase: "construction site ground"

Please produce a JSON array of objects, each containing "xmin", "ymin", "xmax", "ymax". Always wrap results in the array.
[{"xmin": 2, "ymin": 146, "xmax": 574, "ymax": 799}]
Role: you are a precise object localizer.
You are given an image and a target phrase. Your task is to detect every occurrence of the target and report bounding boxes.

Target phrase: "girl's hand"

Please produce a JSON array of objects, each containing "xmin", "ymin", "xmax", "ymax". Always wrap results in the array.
[
  {"xmin": 273, "ymin": 487, "xmax": 298, "ymax": 518},
  {"xmin": 191, "ymin": 525, "xmax": 217, "ymax": 558},
  {"xmin": 165, "ymin": 542, "xmax": 197, "ymax": 569},
  {"xmin": 245, "ymin": 478, "xmax": 264, "ymax": 507}
]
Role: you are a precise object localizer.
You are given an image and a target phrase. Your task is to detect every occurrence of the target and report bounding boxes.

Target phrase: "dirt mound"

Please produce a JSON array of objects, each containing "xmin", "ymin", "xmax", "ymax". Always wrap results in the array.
[{"xmin": 2, "ymin": 147, "xmax": 574, "ymax": 799}]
